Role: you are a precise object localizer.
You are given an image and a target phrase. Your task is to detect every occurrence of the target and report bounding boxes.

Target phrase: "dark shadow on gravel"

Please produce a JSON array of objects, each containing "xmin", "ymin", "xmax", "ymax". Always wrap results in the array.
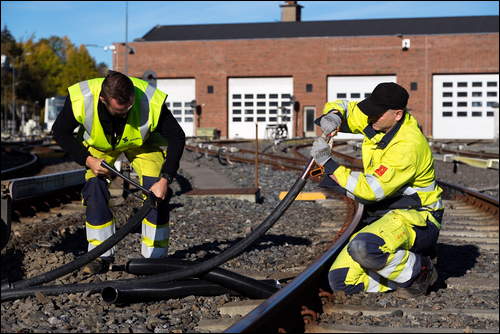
[
  {"xmin": 168, "ymin": 233, "xmax": 312, "ymax": 261},
  {"xmin": 432, "ymin": 243, "xmax": 481, "ymax": 291},
  {"xmin": 174, "ymin": 174, "xmax": 193, "ymax": 196}
]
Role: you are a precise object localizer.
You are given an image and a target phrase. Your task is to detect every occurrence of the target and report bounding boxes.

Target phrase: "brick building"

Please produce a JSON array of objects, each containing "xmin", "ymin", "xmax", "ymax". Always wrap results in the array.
[{"xmin": 113, "ymin": 2, "xmax": 499, "ymax": 140}]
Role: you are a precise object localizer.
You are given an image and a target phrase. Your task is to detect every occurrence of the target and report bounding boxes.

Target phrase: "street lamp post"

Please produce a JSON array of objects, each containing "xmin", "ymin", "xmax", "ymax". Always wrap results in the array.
[
  {"xmin": 11, "ymin": 52, "xmax": 33, "ymax": 137},
  {"xmin": 1, "ymin": 83, "xmax": 19, "ymax": 133}
]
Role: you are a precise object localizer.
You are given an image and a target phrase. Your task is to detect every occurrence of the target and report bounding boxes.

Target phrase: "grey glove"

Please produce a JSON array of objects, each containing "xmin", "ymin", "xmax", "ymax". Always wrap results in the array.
[
  {"xmin": 320, "ymin": 112, "xmax": 342, "ymax": 137},
  {"xmin": 310, "ymin": 137, "xmax": 332, "ymax": 166}
]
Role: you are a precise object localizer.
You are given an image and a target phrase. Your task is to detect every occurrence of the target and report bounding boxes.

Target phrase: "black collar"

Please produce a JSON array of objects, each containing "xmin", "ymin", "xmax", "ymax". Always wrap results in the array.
[{"xmin": 363, "ymin": 111, "xmax": 406, "ymax": 149}]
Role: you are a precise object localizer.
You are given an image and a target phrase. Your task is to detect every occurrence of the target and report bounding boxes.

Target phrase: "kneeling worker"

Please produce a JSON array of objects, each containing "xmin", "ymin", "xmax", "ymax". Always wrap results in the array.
[{"xmin": 310, "ymin": 82, "xmax": 443, "ymax": 298}]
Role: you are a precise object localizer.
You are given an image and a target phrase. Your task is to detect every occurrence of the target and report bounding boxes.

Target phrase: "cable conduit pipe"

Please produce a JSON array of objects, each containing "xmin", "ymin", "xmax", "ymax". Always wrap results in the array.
[
  {"xmin": 1, "ymin": 158, "xmax": 315, "ymax": 302},
  {"xmin": 101, "ymin": 281, "xmax": 241, "ymax": 304},
  {"xmin": 124, "ymin": 258, "xmax": 280, "ymax": 299}
]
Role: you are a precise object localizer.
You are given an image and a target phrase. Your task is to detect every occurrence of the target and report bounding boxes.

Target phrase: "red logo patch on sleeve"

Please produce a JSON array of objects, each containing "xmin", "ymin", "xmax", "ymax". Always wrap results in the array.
[{"xmin": 375, "ymin": 165, "xmax": 388, "ymax": 177}]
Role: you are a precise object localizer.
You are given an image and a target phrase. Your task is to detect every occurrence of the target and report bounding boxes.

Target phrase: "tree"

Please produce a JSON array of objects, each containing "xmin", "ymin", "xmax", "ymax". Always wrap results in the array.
[{"xmin": 1, "ymin": 25, "xmax": 106, "ymax": 129}]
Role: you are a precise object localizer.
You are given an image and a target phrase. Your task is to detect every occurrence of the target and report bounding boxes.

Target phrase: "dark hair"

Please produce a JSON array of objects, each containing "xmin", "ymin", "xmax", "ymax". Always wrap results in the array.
[{"xmin": 101, "ymin": 70, "xmax": 135, "ymax": 105}]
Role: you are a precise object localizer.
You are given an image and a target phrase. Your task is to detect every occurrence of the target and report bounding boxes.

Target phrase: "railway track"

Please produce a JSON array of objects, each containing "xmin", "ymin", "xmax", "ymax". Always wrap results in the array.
[{"xmin": 1, "ymin": 140, "xmax": 498, "ymax": 333}]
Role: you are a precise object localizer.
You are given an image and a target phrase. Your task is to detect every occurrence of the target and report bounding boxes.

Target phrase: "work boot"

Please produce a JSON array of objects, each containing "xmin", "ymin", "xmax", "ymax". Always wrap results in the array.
[
  {"xmin": 394, "ymin": 257, "xmax": 438, "ymax": 299},
  {"xmin": 82, "ymin": 258, "xmax": 110, "ymax": 275}
]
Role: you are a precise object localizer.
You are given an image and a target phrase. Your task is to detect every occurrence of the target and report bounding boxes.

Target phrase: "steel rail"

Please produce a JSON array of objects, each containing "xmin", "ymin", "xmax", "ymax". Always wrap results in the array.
[{"xmin": 225, "ymin": 199, "xmax": 364, "ymax": 333}]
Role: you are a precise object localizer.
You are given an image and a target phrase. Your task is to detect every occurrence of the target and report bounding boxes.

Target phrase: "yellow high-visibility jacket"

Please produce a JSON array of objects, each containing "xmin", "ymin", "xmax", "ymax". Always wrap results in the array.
[
  {"xmin": 68, "ymin": 77, "xmax": 168, "ymax": 152},
  {"xmin": 320, "ymin": 100, "xmax": 443, "ymax": 227}
]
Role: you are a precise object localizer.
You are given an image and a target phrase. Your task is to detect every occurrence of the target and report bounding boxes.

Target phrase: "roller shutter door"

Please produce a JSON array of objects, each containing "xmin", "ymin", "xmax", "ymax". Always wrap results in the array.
[
  {"xmin": 432, "ymin": 74, "xmax": 499, "ymax": 140},
  {"xmin": 228, "ymin": 78, "xmax": 293, "ymax": 139},
  {"xmin": 156, "ymin": 79, "xmax": 196, "ymax": 138}
]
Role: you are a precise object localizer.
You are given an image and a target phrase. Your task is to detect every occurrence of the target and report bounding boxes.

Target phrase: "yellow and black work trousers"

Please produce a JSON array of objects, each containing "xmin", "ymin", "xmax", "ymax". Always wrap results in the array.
[
  {"xmin": 82, "ymin": 145, "xmax": 171, "ymax": 260},
  {"xmin": 328, "ymin": 209, "xmax": 442, "ymax": 294}
]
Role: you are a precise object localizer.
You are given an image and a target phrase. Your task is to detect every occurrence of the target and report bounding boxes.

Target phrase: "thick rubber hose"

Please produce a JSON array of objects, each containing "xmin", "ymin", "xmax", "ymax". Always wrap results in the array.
[
  {"xmin": 1, "ymin": 158, "xmax": 314, "ymax": 302},
  {"xmin": 7, "ymin": 193, "xmax": 156, "ymax": 290},
  {"xmin": 125, "ymin": 258, "xmax": 279, "ymax": 299}
]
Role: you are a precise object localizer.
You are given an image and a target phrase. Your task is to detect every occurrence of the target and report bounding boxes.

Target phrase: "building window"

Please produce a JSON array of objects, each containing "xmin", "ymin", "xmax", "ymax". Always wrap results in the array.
[
  {"xmin": 207, "ymin": 85, "xmax": 214, "ymax": 94},
  {"xmin": 472, "ymin": 92, "xmax": 482, "ymax": 97},
  {"xmin": 487, "ymin": 111, "xmax": 494, "ymax": 117},
  {"xmin": 457, "ymin": 102, "xmax": 467, "ymax": 107},
  {"xmin": 443, "ymin": 92, "xmax": 452, "ymax": 97},
  {"xmin": 487, "ymin": 82, "xmax": 497, "ymax": 87},
  {"xmin": 233, "ymin": 110, "xmax": 241, "ymax": 114},
  {"xmin": 269, "ymin": 94, "xmax": 278, "ymax": 99},
  {"xmin": 487, "ymin": 92, "xmax": 497, "ymax": 97},
  {"xmin": 472, "ymin": 112, "xmax": 482, "ymax": 117},
  {"xmin": 257, "ymin": 101, "xmax": 266, "ymax": 106},
  {"xmin": 457, "ymin": 112, "xmax": 467, "ymax": 117},
  {"xmin": 233, "ymin": 102, "xmax": 241, "ymax": 107},
  {"xmin": 351, "ymin": 93, "xmax": 361, "ymax": 98},
  {"xmin": 472, "ymin": 102, "xmax": 482, "ymax": 107},
  {"xmin": 411, "ymin": 82, "xmax": 418, "ymax": 91},
  {"xmin": 173, "ymin": 102, "xmax": 182, "ymax": 107},
  {"xmin": 257, "ymin": 94, "xmax": 266, "ymax": 99},
  {"xmin": 442, "ymin": 111, "xmax": 453, "ymax": 117},
  {"xmin": 233, "ymin": 117, "xmax": 241, "ymax": 122},
  {"xmin": 233, "ymin": 94, "xmax": 241, "ymax": 99},
  {"xmin": 472, "ymin": 82, "xmax": 482, "ymax": 87},
  {"xmin": 457, "ymin": 82, "xmax": 467, "ymax": 87},
  {"xmin": 443, "ymin": 82, "xmax": 453, "ymax": 87},
  {"xmin": 337, "ymin": 93, "xmax": 347, "ymax": 98},
  {"xmin": 457, "ymin": 92, "xmax": 467, "ymax": 97},
  {"xmin": 443, "ymin": 102, "xmax": 452, "ymax": 107},
  {"xmin": 306, "ymin": 84, "xmax": 313, "ymax": 92},
  {"xmin": 245, "ymin": 94, "xmax": 253, "ymax": 99},
  {"xmin": 257, "ymin": 117, "xmax": 266, "ymax": 122}
]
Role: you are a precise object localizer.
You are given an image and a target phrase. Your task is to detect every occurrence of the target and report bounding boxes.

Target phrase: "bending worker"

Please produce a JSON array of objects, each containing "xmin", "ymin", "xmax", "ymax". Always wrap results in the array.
[
  {"xmin": 52, "ymin": 70, "xmax": 186, "ymax": 274},
  {"xmin": 310, "ymin": 82, "xmax": 443, "ymax": 299}
]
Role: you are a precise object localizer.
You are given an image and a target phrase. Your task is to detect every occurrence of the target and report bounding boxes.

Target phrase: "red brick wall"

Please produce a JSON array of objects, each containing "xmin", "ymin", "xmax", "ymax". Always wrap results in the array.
[{"xmin": 115, "ymin": 33, "xmax": 499, "ymax": 138}]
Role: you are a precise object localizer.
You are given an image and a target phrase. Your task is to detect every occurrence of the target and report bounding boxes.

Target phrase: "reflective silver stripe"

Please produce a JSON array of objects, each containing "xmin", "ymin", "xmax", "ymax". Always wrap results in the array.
[
  {"xmin": 142, "ymin": 221, "xmax": 170, "ymax": 242},
  {"xmin": 402, "ymin": 186, "xmax": 417, "ymax": 196},
  {"xmin": 423, "ymin": 198, "xmax": 443, "ymax": 210},
  {"xmin": 139, "ymin": 84, "xmax": 156, "ymax": 141},
  {"xmin": 395, "ymin": 251, "xmax": 416, "ymax": 283},
  {"xmin": 414, "ymin": 181, "xmax": 437, "ymax": 193},
  {"xmin": 366, "ymin": 173, "xmax": 386, "ymax": 201},
  {"xmin": 86, "ymin": 222, "xmax": 115, "ymax": 257},
  {"xmin": 79, "ymin": 81, "xmax": 94, "ymax": 136},
  {"xmin": 336, "ymin": 99, "xmax": 349, "ymax": 113},
  {"xmin": 377, "ymin": 248, "xmax": 405, "ymax": 279},
  {"xmin": 366, "ymin": 271, "xmax": 381, "ymax": 292},
  {"xmin": 345, "ymin": 172, "xmax": 361, "ymax": 194}
]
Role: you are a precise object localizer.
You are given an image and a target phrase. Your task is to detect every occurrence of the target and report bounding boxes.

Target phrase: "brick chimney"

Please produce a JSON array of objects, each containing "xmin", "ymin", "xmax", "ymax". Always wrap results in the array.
[{"xmin": 280, "ymin": 1, "xmax": 303, "ymax": 22}]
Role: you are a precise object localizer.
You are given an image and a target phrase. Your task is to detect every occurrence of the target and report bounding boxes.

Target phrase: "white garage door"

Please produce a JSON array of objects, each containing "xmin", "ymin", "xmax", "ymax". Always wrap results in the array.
[
  {"xmin": 432, "ymin": 74, "xmax": 499, "ymax": 140},
  {"xmin": 327, "ymin": 76, "xmax": 397, "ymax": 140},
  {"xmin": 156, "ymin": 79, "xmax": 196, "ymax": 137},
  {"xmin": 228, "ymin": 78, "xmax": 293, "ymax": 139}
]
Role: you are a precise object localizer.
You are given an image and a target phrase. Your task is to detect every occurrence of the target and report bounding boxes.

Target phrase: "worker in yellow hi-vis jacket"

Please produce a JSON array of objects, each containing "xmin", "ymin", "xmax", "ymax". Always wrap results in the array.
[{"xmin": 310, "ymin": 82, "xmax": 443, "ymax": 299}]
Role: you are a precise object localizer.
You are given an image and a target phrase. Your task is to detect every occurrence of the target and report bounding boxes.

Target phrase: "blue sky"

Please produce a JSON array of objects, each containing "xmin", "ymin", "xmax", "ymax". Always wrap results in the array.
[{"xmin": 2, "ymin": 1, "xmax": 498, "ymax": 69}]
